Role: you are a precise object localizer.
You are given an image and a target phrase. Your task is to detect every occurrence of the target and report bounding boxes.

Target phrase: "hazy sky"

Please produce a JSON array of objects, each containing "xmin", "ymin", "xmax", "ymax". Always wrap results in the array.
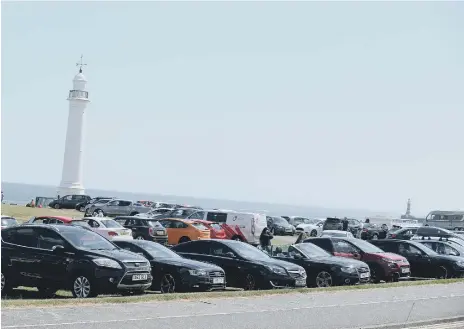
[{"xmin": 1, "ymin": 1, "xmax": 463, "ymax": 215}]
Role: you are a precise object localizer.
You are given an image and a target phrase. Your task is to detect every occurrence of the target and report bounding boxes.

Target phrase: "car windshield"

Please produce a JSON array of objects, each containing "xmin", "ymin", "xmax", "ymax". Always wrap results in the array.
[
  {"xmin": 137, "ymin": 241, "xmax": 181, "ymax": 258},
  {"xmin": 61, "ymin": 229, "xmax": 117, "ymax": 250},
  {"xmin": 232, "ymin": 242, "xmax": 271, "ymax": 261},
  {"xmin": 349, "ymin": 239, "xmax": 385, "ymax": 253},
  {"xmin": 191, "ymin": 222, "xmax": 208, "ymax": 230},
  {"xmin": 71, "ymin": 220, "xmax": 90, "ymax": 227},
  {"xmin": 100, "ymin": 219, "xmax": 123, "ymax": 229},
  {"xmin": 1, "ymin": 218, "xmax": 17, "ymax": 226},
  {"xmin": 272, "ymin": 217, "xmax": 288, "ymax": 225},
  {"xmin": 296, "ymin": 243, "xmax": 331, "ymax": 257}
]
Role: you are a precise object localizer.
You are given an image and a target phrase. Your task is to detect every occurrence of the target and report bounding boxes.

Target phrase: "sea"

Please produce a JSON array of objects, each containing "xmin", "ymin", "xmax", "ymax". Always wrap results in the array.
[{"xmin": 1, "ymin": 182, "xmax": 402, "ymax": 224}]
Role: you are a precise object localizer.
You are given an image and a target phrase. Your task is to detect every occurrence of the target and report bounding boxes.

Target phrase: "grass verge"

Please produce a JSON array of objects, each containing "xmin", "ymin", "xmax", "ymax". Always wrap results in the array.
[
  {"xmin": 1, "ymin": 204, "xmax": 81, "ymax": 222},
  {"xmin": 2, "ymin": 278, "xmax": 463, "ymax": 309}
]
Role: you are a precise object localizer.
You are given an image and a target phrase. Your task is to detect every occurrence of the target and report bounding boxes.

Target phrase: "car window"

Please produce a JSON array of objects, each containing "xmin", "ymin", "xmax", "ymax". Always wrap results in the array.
[
  {"xmin": 107, "ymin": 200, "xmax": 120, "ymax": 206},
  {"xmin": 119, "ymin": 201, "xmax": 132, "ymax": 206},
  {"xmin": 63, "ymin": 195, "xmax": 72, "ymax": 201},
  {"xmin": 211, "ymin": 243, "xmax": 236, "ymax": 257},
  {"xmin": 210, "ymin": 223, "xmax": 222, "ymax": 231},
  {"xmin": 374, "ymin": 242, "xmax": 397, "ymax": 253},
  {"xmin": 206, "ymin": 212, "xmax": 228, "ymax": 223},
  {"xmin": 398, "ymin": 243, "xmax": 423, "ymax": 256},
  {"xmin": 333, "ymin": 240, "xmax": 360, "ymax": 254},
  {"xmin": 100, "ymin": 219, "xmax": 123, "ymax": 228},
  {"xmin": 421, "ymin": 242, "xmax": 435, "ymax": 251},
  {"xmin": 188, "ymin": 211, "xmax": 205, "ymax": 220},
  {"xmin": 191, "ymin": 222, "xmax": 208, "ymax": 230},
  {"xmin": 173, "ymin": 241, "xmax": 210, "ymax": 254},
  {"xmin": 37, "ymin": 228, "xmax": 67, "ymax": 250},
  {"xmin": 12, "ymin": 227, "xmax": 39, "ymax": 247},
  {"xmin": 171, "ymin": 221, "xmax": 188, "ymax": 229},
  {"xmin": 307, "ymin": 239, "xmax": 333, "ymax": 252},
  {"xmin": 33, "ymin": 217, "xmax": 48, "ymax": 224},
  {"xmin": 88, "ymin": 219, "xmax": 100, "ymax": 228},
  {"xmin": 436, "ymin": 243, "xmax": 459, "ymax": 256},
  {"xmin": 159, "ymin": 220, "xmax": 173, "ymax": 228}
]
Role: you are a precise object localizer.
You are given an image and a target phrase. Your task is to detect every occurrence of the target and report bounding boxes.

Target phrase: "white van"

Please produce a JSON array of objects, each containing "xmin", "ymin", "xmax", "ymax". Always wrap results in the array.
[{"xmin": 185, "ymin": 209, "xmax": 267, "ymax": 245}]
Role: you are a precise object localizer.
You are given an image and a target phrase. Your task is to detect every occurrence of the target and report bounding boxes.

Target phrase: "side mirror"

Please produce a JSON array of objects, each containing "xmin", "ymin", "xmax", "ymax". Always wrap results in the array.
[
  {"xmin": 293, "ymin": 254, "xmax": 303, "ymax": 260},
  {"xmin": 52, "ymin": 245, "xmax": 65, "ymax": 253},
  {"xmin": 225, "ymin": 252, "xmax": 235, "ymax": 258},
  {"xmin": 352, "ymin": 252, "xmax": 360, "ymax": 258}
]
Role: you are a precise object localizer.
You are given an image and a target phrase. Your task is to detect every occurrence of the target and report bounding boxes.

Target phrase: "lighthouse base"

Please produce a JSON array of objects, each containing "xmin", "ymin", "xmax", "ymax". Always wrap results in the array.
[{"xmin": 57, "ymin": 182, "xmax": 86, "ymax": 197}]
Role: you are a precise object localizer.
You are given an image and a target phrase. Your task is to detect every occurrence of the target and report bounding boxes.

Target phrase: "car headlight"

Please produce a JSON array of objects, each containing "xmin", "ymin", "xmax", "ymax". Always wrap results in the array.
[
  {"xmin": 267, "ymin": 265, "xmax": 287, "ymax": 275},
  {"xmin": 188, "ymin": 269, "xmax": 208, "ymax": 276},
  {"xmin": 455, "ymin": 261, "xmax": 464, "ymax": 268},
  {"xmin": 340, "ymin": 266, "xmax": 357, "ymax": 273},
  {"xmin": 92, "ymin": 258, "xmax": 122, "ymax": 269}
]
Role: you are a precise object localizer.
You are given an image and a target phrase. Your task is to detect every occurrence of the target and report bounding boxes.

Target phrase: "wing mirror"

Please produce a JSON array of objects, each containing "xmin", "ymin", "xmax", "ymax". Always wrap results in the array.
[
  {"xmin": 225, "ymin": 252, "xmax": 236, "ymax": 258},
  {"xmin": 352, "ymin": 252, "xmax": 360, "ymax": 258},
  {"xmin": 52, "ymin": 245, "xmax": 65, "ymax": 253}
]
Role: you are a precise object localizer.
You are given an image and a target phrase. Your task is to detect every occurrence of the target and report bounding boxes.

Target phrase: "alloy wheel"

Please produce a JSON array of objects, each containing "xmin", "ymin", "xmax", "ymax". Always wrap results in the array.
[
  {"xmin": 310, "ymin": 230, "xmax": 317, "ymax": 237},
  {"xmin": 316, "ymin": 271, "xmax": 333, "ymax": 287},
  {"xmin": 372, "ymin": 235, "xmax": 379, "ymax": 240},
  {"xmin": 136, "ymin": 236, "xmax": 145, "ymax": 240},
  {"xmin": 244, "ymin": 274, "xmax": 256, "ymax": 290},
  {"xmin": 160, "ymin": 274, "xmax": 176, "ymax": 293},
  {"xmin": 73, "ymin": 276, "xmax": 91, "ymax": 298},
  {"xmin": 1, "ymin": 273, "xmax": 5, "ymax": 291}
]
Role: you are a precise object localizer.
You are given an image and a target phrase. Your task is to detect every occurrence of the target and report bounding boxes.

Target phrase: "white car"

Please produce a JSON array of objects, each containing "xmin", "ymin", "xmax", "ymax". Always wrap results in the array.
[
  {"xmin": 84, "ymin": 217, "xmax": 133, "ymax": 240},
  {"xmin": 321, "ymin": 230, "xmax": 354, "ymax": 238},
  {"xmin": 295, "ymin": 219, "xmax": 324, "ymax": 237}
]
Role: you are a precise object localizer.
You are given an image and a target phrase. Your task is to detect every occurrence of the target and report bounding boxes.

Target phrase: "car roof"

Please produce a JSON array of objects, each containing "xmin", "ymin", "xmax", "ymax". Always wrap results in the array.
[
  {"xmin": 36, "ymin": 216, "xmax": 75, "ymax": 222},
  {"xmin": 6, "ymin": 224, "xmax": 86, "ymax": 233}
]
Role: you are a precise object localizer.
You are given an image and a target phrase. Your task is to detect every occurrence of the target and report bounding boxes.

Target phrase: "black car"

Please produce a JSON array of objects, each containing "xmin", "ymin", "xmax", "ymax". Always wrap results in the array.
[
  {"xmin": 49, "ymin": 194, "xmax": 91, "ymax": 210},
  {"xmin": 386, "ymin": 227, "xmax": 418, "ymax": 240},
  {"xmin": 172, "ymin": 240, "xmax": 307, "ymax": 290},
  {"xmin": 417, "ymin": 240, "xmax": 464, "ymax": 258},
  {"xmin": 76, "ymin": 196, "xmax": 114, "ymax": 212},
  {"xmin": 270, "ymin": 243, "xmax": 371, "ymax": 287},
  {"xmin": 370, "ymin": 239, "xmax": 464, "ymax": 279},
  {"xmin": 155, "ymin": 208, "xmax": 200, "ymax": 220},
  {"xmin": 114, "ymin": 240, "xmax": 226, "ymax": 293},
  {"xmin": 114, "ymin": 216, "xmax": 168, "ymax": 244},
  {"xmin": 1, "ymin": 225, "xmax": 152, "ymax": 298},
  {"xmin": 267, "ymin": 216, "xmax": 296, "ymax": 236},
  {"xmin": 361, "ymin": 223, "xmax": 388, "ymax": 240}
]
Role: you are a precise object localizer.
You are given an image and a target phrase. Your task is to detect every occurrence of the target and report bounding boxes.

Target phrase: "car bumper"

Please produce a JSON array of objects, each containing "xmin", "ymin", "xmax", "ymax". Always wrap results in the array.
[
  {"xmin": 111, "ymin": 235, "xmax": 134, "ymax": 241},
  {"xmin": 180, "ymin": 273, "xmax": 226, "ymax": 292},
  {"xmin": 150, "ymin": 236, "xmax": 168, "ymax": 245},
  {"xmin": 94, "ymin": 268, "xmax": 153, "ymax": 293},
  {"xmin": 335, "ymin": 271, "xmax": 371, "ymax": 285}
]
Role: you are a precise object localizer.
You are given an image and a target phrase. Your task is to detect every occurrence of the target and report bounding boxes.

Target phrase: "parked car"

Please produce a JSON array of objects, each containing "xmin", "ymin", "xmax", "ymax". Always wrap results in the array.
[
  {"xmin": 114, "ymin": 240, "xmax": 226, "ymax": 293},
  {"xmin": 287, "ymin": 217, "xmax": 324, "ymax": 229},
  {"xmin": 172, "ymin": 240, "xmax": 307, "ymax": 290},
  {"xmin": 266, "ymin": 216, "xmax": 296, "ymax": 236},
  {"xmin": 114, "ymin": 216, "xmax": 168, "ymax": 244},
  {"xmin": 386, "ymin": 227, "xmax": 419, "ymax": 240},
  {"xmin": 370, "ymin": 240, "xmax": 464, "ymax": 279},
  {"xmin": 190, "ymin": 220, "xmax": 226, "ymax": 239},
  {"xmin": 411, "ymin": 226, "xmax": 464, "ymax": 246},
  {"xmin": 77, "ymin": 197, "xmax": 114, "ymax": 212},
  {"xmin": 1, "ymin": 216, "xmax": 19, "ymax": 230},
  {"xmin": 293, "ymin": 218, "xmax": 324, "ymax": 237},
  {"xmin": 361, "ymin": 223, "xmax": 388, "ymax": 240},
  {"xmin": 25, "ymin": 216, "xmax": 90, "ymax": 227},
  {"xmin": 158, "ymin": 219, "xmax": 210, "ymax": 245},
  {"xmin": 48, "ymin": 195, "xmax": 91, "ymax": 209},
  {"xmin": 1, "ymin": 225, "xmax": 152, "ymax": 298},
  {"xmin": 136, "ymin": 208, "xmax": 175, "ymax": 218},
  {"xmin": 303, "ymin": 237, "xmax": 410, "ymax": 282},
  {"xmin": 321, "ymin": 230, "xmax": 354, "ymax": 238},
  {"xmin": 155, "ymin": 208, "xmax": 200, "ymax": 220},
  {"xmin": 84, "ymin": 217, "xmax": 133, "ymax": 240},
  {"xmin": 269, "ymin": 243, "xmax": 370, "ymax": 287},
  {"xmin": 86, "ymin": 199, "xmax": 151, "ymax": 217},
  {"xmin": 418, "ymin": 240, "xmax": 464, "ymax": 258}
]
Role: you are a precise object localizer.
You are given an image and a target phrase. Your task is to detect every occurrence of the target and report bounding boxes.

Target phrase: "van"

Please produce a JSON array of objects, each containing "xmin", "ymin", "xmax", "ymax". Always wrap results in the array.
[{"xmin": 184, "ymin": 209, "xmax": 267, "ymax": 245}]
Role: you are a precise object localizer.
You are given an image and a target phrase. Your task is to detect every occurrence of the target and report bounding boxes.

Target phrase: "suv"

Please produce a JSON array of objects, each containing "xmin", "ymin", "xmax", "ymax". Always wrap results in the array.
[
  {"xmin": 303, "ymin": 237, "xmax": 410, "ymax": 282},
  {"xmin": 87, "ymin": 199, "xmax": 151, "ymax": 217},
  {"xmin": 49, "ymin": 195, "xmax": 91, "ymax": 209},
  {"xmin": 1, "ymin": 225, "xmax": 152, "ymax": 298},
  {"xmin": 322, "ymin": 218, "xmax": 363, "ymax": 238},
  {"xmin": 411, "ymin": 226, "xmax": 464, "ymax": 247},
  {"xmin": 76, "ymin": 197, "xmax": 114, "ymax": 212},
  {"xmin": 115, "ymin": 216, "xmax": 168, "ymax": 244}
]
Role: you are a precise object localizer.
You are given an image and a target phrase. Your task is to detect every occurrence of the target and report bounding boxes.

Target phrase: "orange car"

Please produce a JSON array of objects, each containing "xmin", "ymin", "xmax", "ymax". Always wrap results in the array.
[{"xmin": 158, "ymin": 218, "xmax": 210, "ymax": 245}]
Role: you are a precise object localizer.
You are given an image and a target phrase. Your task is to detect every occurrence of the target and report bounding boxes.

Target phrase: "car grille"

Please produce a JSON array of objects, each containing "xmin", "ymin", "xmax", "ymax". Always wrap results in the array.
[
  {"xmin": 288, "ymin": 269, "xmax": 307, "ymax": 279},
  {"xmin": 123, "ymin": 261, "xmax": 151, "ymax": 272},
  {"xmin": 358, "ymin": 267, "xmax": 370, "ymax": 273},
  {"xmin": 208, "ymin": 271, "xmax": 225, "ymax": 277}
]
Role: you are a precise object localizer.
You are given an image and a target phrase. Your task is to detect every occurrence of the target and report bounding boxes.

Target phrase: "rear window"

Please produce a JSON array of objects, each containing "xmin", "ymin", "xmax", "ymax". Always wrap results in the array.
[
  {"xmin": 100, "ymin": 219, "xmax": 123, "ymax": 228},
  {"xmin": 191, "ymin": 223, "xmax": 208, "ymax": 230},
  {"xmin": 210, "ymin": 223, "xmax": 222, "ymax": 231},
  {"xmin": 326, "ymin": 218, "xmax": 341, "ymax": 224},
  {"xmin": 206, "ymin": 212, "xmax": 228, "ymax": 223}
]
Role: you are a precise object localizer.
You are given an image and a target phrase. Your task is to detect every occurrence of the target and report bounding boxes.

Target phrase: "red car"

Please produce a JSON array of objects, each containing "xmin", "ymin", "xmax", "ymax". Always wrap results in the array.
[
  {"xmin": 303, "ymin": 237, "xmax": 411, "ymax": 282},
  {"xmin": 191, "ymin": 220, "xmax": 226, "ymax": 239},
  {"xmin": 26, "ymin": 216, "xmax": 90, "ymax": 227}
]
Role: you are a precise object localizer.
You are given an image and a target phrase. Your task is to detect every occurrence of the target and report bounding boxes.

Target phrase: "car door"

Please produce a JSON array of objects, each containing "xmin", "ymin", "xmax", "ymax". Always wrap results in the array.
[
  {"xmin": 397, "ymin": 242, "xmax": 431, "ymax": 277},
  {"xmin": 129, "ymin": 218, "xmax": 146, "ymax": 239},
  {"xmin": 118, "ymin": 201, "xmax": 132, "ymax": 215},
  {"xmin": 35, "ymin": 227, "xmax": 74, "ymax": 288},
  {"xmin": 209, "ymin": 241, "xmax": 245, "ymax": 287},
  {"xmin": 105, "ymin": 200, "xmax": 120, "ymax": 216},
  {"xmin": 60, "ymin": 195, "xmax": 73, "ymax": 208}
]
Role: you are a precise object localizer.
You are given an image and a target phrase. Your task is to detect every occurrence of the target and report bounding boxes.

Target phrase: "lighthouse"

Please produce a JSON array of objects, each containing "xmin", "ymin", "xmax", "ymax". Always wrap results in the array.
[{"xmin": 58, "ymin": 56, "xmax": 90, "ymax": 196}]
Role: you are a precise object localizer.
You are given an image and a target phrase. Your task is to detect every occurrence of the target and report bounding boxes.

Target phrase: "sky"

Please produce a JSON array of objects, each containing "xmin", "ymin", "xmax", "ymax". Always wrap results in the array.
[{"xmin": 1, "ymin": 1, "xmax": 463, "ymax": 216}]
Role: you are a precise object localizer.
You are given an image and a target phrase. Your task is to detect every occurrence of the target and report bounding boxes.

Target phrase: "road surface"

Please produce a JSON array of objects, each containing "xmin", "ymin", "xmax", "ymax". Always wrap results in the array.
[{"xmin": 2, "ymin": 282, "xmax": 464, "ymax": 329}]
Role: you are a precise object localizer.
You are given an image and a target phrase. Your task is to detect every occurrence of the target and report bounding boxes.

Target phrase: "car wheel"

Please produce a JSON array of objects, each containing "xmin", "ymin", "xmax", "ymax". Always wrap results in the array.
[
  {"xmin": 1, "ymin": 272, "xmax": 13, "ymax": 296},
  {"xmin": 436, "ymin": 266, "xmax": 448, "ymax": 279},
  {"xmin": 72, "ymin": 275, "xmax": 97, "ymax": 298},
  {"xmin": 370, "ymin": 267, "xmax": 382, "ymax": 283},
  {"xmin": 37, "ymin": 286, "xmax": 57, "ymax": 298},
  {"xmin": 54, "ymin": 204, "xmax": 60, "ymax": 209},
  {"xmin": 178, "ymin": 236, "xmax": 191, "ymax": 244},
  {"xmin": 136, "ymin": 236, "xmax": 145, "ymax": 240},
  {"xmin": 244, "ymin": 273, "xmax": 256, "ymax": 290},
  {"xmin": 310, "ymin": 230, "xmax": 318, "ymax": 237},
  {"xmin": 372, "ymin": 234, "xmax": 379, "ymax": 240},
  {"xmin": 315, "ymin": 271, "xmax": 333, "ymax": 287},
  {"xmin": 160, "ymin": 274, "xmax": 176, "ymax": 293},
  {"xmin": 79, "ymin": 206, "xmax": 85, "ymax": 212}
]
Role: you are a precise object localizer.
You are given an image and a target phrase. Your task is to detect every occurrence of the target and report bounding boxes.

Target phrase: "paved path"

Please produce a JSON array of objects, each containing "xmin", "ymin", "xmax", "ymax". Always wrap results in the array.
[{"xmin": 2, "ymin": 283, "xmax": 464, "ymax": 329}]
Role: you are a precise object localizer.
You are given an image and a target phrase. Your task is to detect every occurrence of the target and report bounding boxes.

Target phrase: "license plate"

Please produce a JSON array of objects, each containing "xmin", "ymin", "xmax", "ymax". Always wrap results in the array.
[
  {"xmin": 132, "ymin": 274, "xmax": 148, "ymax": 281},
  {"xmin": 212, "ymin": 277, "xmax": 224, "ymax": 284},
  {"xmin": 120, "ymin": 231, "xmax": 129, "ymax": 235},
  {"xmin": 359, "ymin": 272, "xmax": 370, "ymax": 279},
  {"xmin": 401, "ymin": 267, "xmax": 410, "ymax": 274},
  {"xmin": 296, "ymin": 279, "xmax": 306, "ymax": 286},
  {"xmin": 156, "ymin": 230, "xmax": 165, "ymax": 236}
]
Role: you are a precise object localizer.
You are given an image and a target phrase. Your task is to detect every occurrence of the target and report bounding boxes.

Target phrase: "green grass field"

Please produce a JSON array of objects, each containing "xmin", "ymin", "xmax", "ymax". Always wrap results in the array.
[{"xmin": 1, "ymin": 204, "xmax": 81, "ymax": 222}]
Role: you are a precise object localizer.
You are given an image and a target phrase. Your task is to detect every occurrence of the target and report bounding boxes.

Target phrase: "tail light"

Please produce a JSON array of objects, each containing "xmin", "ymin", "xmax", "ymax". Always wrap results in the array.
[
  {"xmin": 362, "ymin": 229, "xmax": 368, "ymax": 232},
  {"xmin": 149, "ymin": 227, "xmax": 154, "ymax": 236},
  {"xmin": 390, "ymin": 234, "xmax": 397, "ymax": 238},
  {"xmin": 108, "ymin": 231, "xmax": 119, "ymax": 236}
]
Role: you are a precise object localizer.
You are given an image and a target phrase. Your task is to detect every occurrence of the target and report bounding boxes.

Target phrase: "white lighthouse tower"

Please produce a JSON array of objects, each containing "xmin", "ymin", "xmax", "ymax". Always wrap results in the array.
[{"xmin": 58, "ymin": 56, "xmax": 90, "ymax": 196}]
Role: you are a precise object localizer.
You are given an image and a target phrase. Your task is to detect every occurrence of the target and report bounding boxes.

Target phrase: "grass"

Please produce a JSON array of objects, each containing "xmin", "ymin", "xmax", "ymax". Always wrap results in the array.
[
  {"xmin": 2, "ymin": 278, "xmax": 463, "ymax": 309},
  {"xmin": 1, "ymin": 204, "xmax": 81, "ymax": 222}
]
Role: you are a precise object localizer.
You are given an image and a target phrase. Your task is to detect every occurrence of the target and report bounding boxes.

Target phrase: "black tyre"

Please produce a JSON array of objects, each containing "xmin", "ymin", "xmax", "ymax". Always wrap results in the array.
[
  {"xmin": 310, "ymin": 230, "xmax": 318, "ymax": 237},
  {"xmin": 37, "ymin": 286, "xmax": 57, "ymax": 298},
  {"xmin": 71, "ymin": 275, "xmax": 97, "ymax": 298},
  {"xmin": 160, "ymin": 274, "xmax": 176, "ymax": 293},
  {"xmin": 315, "ymin": 271, "xmax": 333, "ymax": 287},
  {"xmin": 1, "ymin": 272, "xmax": 13, "ymax": 296},
  {"xmin": 178, "ymin": 236, "xmax": 190, "ymax": 244},
  {"xmin": 54, "ymin": 204, "xmax": 60, "ymax": 209},
  {"xmin": 372, "ymin": 234, "xmax": 379, "ymax": 240},
  {"xmin": 79, "ymin": 205, "xmax": 85, "ymax": 212},
  {"xmin": 135, "ymin": 236, "xmax": 145, "ymax": 240}
]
